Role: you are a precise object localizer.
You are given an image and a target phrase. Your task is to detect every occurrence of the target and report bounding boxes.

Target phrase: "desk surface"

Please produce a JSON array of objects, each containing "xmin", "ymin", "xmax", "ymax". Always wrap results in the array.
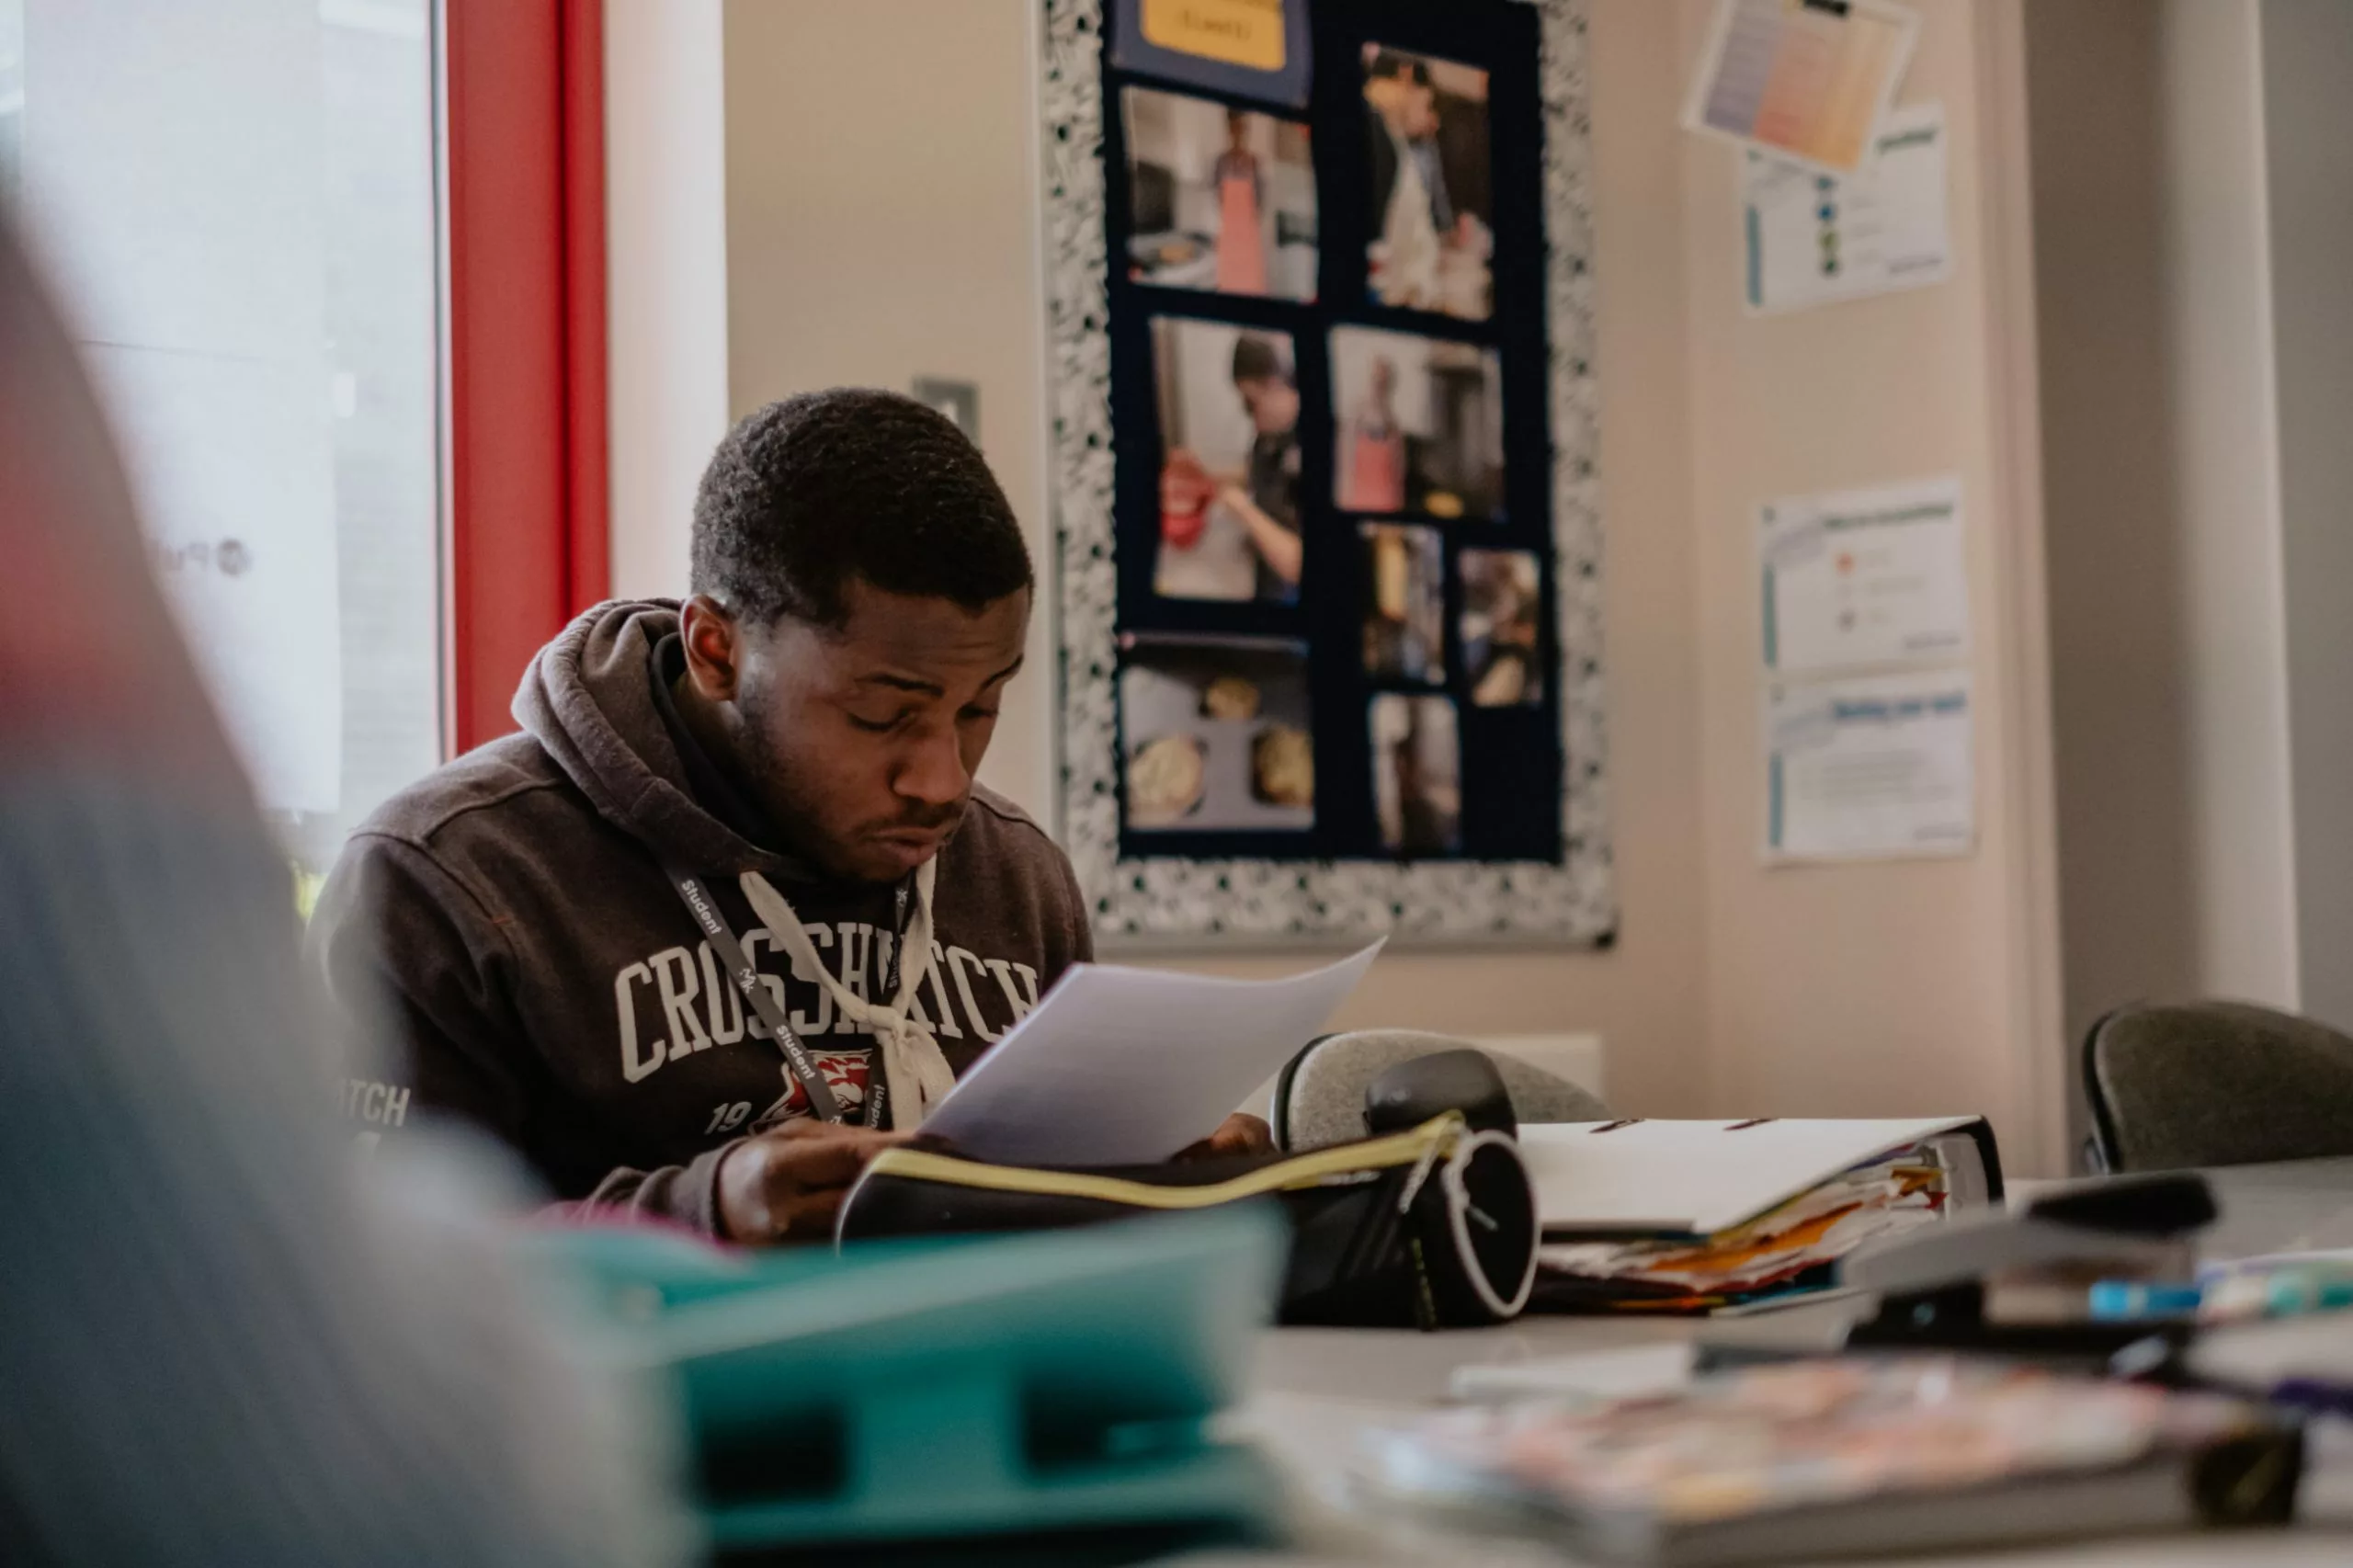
[
  {"xmin": 2195, "ymin": 1156, "xmax": 2353, "ymax": 1256},
  {"xmin": 1177, "ymin": 1158, "xmax": 2353, "ymax": 1566}
]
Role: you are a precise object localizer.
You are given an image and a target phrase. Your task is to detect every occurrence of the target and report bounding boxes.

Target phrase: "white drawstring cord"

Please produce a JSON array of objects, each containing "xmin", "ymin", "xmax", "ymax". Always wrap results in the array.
[{"xmin": 738, "ymin": 858, "xmax": 959, "ymax": 1127}]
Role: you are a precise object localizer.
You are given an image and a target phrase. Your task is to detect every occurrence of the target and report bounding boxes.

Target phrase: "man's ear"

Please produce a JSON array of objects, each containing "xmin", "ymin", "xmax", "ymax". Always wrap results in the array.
[{"xmin": 678, "ymin": 595, "xmax": 743, "ymax": 701}]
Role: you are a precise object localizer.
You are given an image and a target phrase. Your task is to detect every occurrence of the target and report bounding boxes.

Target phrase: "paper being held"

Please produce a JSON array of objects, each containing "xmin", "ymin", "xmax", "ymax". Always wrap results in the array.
[{"xmin": 918, "ymin": 942, "xmax": 1384, "ymax": 1165}]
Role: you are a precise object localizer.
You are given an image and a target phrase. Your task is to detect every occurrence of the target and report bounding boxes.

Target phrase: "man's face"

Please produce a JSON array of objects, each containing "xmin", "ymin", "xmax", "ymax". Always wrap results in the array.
[
  {"xmin": 1405, "ymin": 84, "xmax": 1439, "ymax": 140},
  {"xmin": 1366, "ymin": 70, "xmax": 1412, "ymax": 131},
  {"xmin": 1238, "ymin": 374, "xmax": 1299, "ymax": 436},
  {"xmin": 686, "ymin": 579, "xmax": 1030, "ymax": 883}
]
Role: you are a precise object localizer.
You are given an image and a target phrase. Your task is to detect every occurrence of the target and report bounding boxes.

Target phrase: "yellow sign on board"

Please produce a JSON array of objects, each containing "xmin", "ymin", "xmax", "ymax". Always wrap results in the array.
[{"xmin": 1140, "ymin": 0, "xmax": 1287, "ymax": 73}]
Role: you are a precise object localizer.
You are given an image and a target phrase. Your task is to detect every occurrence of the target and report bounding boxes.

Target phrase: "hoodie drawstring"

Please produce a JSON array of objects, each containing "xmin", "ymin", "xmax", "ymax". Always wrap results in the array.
[{"xmin": 739, "ymin": 859, "xmax": 960, "ymax": 1129}]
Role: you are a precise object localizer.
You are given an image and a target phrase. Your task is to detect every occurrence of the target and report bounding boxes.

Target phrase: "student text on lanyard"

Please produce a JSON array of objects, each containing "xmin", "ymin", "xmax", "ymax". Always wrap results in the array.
[{"xmin": 666, "ymin": 868, "xmax": 908, "ymax": 1129}]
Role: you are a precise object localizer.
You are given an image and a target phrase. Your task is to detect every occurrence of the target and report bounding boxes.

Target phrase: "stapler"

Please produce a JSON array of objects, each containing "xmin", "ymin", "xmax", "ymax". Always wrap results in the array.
[{"xmin": 1840, "ymin": 1171, "xmax": 2219, "ymax": 1361}]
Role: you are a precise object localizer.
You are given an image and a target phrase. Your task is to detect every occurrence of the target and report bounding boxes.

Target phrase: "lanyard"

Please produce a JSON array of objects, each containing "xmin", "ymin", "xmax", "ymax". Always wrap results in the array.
[{"xmin": 665, "ymin": 868, "xmax": 907, "ymax": 1129}]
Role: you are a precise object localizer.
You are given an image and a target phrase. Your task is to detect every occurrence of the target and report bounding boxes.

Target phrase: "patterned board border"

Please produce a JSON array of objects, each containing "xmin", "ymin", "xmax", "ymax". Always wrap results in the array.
[{"xmin": 1040, "ymin": 0, "xmax": 1613, "ymax": 946}]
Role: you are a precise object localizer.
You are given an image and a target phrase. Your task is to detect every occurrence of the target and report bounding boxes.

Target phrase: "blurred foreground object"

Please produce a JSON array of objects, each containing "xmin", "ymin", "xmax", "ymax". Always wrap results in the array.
[
  {"xmin": 1363, "ymin": 1358, "xmax": 2300, "ymax": 1564},
  {"xmin": 537, "ymin": 1206, "xmax": 1286, "ymax": 1556},
  {"xmin": 0, "ymin": 216, "xmax": 687, "ymax": 1566}
]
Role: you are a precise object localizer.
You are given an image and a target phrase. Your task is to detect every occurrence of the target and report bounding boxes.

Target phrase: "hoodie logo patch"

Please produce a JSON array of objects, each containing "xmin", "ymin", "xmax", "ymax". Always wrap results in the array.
[
  {"xmin": 611, "ymin": 919, "xmax": 1040, "ymax": 1087},
  {"xmin": 750, "ymin": 1049, "xmax": 872, "ymax": 1131}
]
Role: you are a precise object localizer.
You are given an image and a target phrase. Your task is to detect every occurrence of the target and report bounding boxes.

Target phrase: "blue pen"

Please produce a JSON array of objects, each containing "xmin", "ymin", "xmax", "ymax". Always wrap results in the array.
[
  {"xmin": 2088, "ymin": 1280, "xmax": 2203, "ymax": 1321},
  {"xmin": 2264, "ymin": 1273, "xmax": 2353, "ymax": 1316}
]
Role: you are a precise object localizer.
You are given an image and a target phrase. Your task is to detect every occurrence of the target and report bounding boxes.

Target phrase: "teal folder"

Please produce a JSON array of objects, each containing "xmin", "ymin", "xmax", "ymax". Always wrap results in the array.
[{"xmin": 535, "ymin": 1206, "xmax": 1288, "ymax": 1553}]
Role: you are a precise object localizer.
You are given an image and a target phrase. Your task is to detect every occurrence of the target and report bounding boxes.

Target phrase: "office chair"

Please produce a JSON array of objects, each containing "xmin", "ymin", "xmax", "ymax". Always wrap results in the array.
[
  {"xmin": 2084, "ymin": 1000, "xmax": 2353, "ymax": 1172},
  {"xmin": 1271, "ymin": 1029, "xmax": 1609, "ymax": 1153}
]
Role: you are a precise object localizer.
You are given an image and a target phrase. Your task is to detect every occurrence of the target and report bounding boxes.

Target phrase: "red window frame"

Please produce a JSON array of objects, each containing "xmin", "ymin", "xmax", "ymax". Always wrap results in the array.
[{"xmin": 441, "ymin": 0, "xmax": 609, "ymax": 756}]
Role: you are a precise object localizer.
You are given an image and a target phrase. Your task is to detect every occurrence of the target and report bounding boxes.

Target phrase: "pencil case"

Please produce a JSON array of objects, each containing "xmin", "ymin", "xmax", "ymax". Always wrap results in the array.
[{"xmin": 836, "ymin": 1112, "xmax": 1539, "ymax": 1330}]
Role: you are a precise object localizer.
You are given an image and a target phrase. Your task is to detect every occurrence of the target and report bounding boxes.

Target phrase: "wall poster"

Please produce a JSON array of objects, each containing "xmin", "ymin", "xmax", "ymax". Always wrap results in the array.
[{"xmin": 1044, "ymin": 0, "xmax": 1610, "ymax": 946}]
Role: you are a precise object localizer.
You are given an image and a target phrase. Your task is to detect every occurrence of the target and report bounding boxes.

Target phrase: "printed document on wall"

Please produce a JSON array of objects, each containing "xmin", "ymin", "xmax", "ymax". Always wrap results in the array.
[
  {"xmin": 1764, "ymin": 670, "xmax": 1972, "ymax": 861},
  {"xmin": 1683, "ymin": 0, "xmax": 1920, "ymax": 176},
  {"xmin": 1745, "ymin": 101, "xmax": 1949, "ymax": 314},
  {"xmin": 1761, "ymin": 474, "xmax": 1967, "ymax": 677}
]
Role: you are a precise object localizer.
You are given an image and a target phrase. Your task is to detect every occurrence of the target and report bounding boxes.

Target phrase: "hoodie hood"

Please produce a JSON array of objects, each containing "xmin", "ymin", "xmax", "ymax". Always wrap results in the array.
[{"xmin": 512, "ymin": 598, "xmax": 808, "ymax": 880}]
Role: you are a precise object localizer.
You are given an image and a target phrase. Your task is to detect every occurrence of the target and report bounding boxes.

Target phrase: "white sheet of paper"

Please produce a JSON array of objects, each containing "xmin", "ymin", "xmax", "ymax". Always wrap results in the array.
[
  {"xmin": 919, "ymin": 941, "xmax": 1384, "ymax": 1165},
  {"xmin": 1765, "ymin": 669, "xmax": 1974, "ymax": 861},
  {"xmin": 1682, "ymin": 0, "xmax": 1921, "ymax": 176},
  {"xmin": 1745, "ymin": 101, "xmax": 1949, "ymax": 314},
  {"xmin": 1760, "ymin": 475, "xmax": 1968, "ymax": 676},
  {"xmin": 1519, "ymin": 1117, "xmax": 1980, "ymax": 1236}
]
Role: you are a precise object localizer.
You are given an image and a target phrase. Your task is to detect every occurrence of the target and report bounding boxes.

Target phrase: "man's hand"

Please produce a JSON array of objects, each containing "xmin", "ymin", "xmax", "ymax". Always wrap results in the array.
[
  {"xmin": 1175, "ymin": 1112, "xmax": 1276, "ymax": 1162},
  {"xmin": 715, "ymin": 1122, "xmax": 911, "ymax": 1244}
]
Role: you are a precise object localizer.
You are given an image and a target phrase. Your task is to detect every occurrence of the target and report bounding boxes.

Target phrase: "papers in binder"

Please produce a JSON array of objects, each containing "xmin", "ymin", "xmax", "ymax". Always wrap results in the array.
[{"xmin": 1520, "ymin": 1116, "xmax": 1995, "ymax": 1312}]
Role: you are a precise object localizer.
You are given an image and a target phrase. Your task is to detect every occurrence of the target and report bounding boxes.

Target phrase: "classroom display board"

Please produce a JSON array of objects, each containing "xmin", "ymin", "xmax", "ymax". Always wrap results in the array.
[{"xmin": 1044, "ymin": 0, "xmax": 1610, "ymax": 945}]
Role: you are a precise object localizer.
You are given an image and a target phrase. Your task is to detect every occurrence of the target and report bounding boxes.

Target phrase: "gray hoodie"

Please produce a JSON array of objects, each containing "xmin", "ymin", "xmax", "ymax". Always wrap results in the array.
[{"xmin": 310, "ymin": 600, "xmax": 1093, "ymax": 1233}]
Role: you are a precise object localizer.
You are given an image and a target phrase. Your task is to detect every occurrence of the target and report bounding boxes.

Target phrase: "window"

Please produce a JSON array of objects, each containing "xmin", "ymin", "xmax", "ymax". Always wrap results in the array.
[
  {"xmin": 8, "ymin": 0, "xmax": 442, "ymax": 879},
  {"xmin": 0, "ymin": 6, "xmax": 19, "ymax": 203}
]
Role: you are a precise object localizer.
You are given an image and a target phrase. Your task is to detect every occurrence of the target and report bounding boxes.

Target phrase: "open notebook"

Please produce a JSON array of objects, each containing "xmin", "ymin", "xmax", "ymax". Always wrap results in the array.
[{"xmin": 1521, "ymin": 1118, "xmax": 2002, "ymax": 1314}]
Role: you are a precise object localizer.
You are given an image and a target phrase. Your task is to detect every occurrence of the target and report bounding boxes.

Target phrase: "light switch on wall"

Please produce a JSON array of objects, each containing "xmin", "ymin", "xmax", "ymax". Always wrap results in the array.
[{"xmin": 912, "ymin": 376, "xmax": 980, "ymax": 441}]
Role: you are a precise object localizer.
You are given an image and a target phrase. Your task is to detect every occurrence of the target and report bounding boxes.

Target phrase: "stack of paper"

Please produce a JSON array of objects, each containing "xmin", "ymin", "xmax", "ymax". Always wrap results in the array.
[{"xmin": 1539, "ymin": 1151, "xmax": 1948, "ymax": 1312}]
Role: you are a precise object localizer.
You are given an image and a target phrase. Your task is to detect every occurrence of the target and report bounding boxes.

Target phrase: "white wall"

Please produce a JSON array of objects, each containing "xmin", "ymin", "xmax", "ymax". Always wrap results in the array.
[
  {"xmin": 2163, "ymin": 0, "xmax": 2300, "ymax": 1008},
  {"xmin": 720, "ymin": 0, "xmax": 1055, "ymax": 816},
  {"xmin": 2021, "ymin": 0, "xmax": 2353, "ymax": 1062},
  {"xmin": 2027, "ymin": 0, "xmax": 2301, "ymax": 1056},
  {"xmin": 604, "ymin": 0, "xmax": 729, "ymax": 602},
  {"xmin": 2262, "ymin": 0, "xmax": 2353, "ymax": 1030},
  {"xmin": 1678, "ymin": 0, "xmax": 2063, "ymax": 1165}
]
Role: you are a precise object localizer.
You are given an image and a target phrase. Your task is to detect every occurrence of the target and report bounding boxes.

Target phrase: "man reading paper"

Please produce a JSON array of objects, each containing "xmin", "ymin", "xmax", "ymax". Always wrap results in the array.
[{"xmin": 313, "ymin": 392, "xmax": 1267, "ymax": 1244}]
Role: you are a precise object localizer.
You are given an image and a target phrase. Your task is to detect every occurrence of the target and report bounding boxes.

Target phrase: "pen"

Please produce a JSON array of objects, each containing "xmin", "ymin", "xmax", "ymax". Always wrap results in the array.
[
  {"xmin": 2200, "ymin": 1267, "xmax": 2353, "ymax": 1323},
  {"xmin": 2087, "ymin": 1281, "xmax": 2202, "ymax": 1322}
]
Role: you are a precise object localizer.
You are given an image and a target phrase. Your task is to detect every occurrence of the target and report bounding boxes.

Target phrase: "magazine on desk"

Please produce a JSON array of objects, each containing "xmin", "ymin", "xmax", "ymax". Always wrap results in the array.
[{"xmin": 1519, "ymin": 1117, "xmax": 2002, "ymax": 1314}]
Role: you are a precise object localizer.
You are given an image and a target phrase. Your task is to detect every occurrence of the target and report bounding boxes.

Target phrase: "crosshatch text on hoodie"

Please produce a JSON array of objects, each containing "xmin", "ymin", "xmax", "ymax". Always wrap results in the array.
[{"xmin": 616, "ymin": 919, "xmax": 1043, "ymax": 1085}]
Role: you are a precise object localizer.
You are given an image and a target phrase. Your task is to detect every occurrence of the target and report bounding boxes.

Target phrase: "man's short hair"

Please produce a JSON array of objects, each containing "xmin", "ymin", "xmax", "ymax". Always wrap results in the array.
[
  {"xmin": 690, "ymin": 389, "xmax": 1032, "ymax": 629},
  {"xmin": 1230, "ymin": 335, "xmax": 1285, "ymax": 387}
]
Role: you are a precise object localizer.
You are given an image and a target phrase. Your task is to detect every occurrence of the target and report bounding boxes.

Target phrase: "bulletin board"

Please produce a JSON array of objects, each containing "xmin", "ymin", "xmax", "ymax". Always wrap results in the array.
[{"xmin": 1043, "ymin": 0, "xmax": 1611, "ymax": 946}]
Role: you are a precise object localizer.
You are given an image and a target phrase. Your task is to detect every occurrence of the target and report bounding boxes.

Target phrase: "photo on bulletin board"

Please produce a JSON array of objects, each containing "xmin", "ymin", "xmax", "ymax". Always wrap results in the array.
[
  {"xmin": 1120, "ymin": 87, "xmax": 1317, "ymax": 301},
  {"xmin": 1361, "ymin": 43, "xmax": 1494, "ymax": 322},
  {"xmin": 1330, "ymin": 324, "xmax": 1504, "ymax": 521},
  {"xmin": 1045, "ymin": 0, "xmax": 1612, "ymax": 944},
  {"xmin": 1370, "ymin": 692, "xmax": 1462, "ymax": 858},
  {"xmin": 1121, "ymin": 634, "xmax": 1315, "ymax": 832},
  {"xmin": 1152, "ymin": 315, "xmax": 1302, "ymax": 604},
  {"xmin": 1360, "ymin": 523, "xmax": 1445, "ymax": 685},
  {"xmin": 1110, "ymin": 0, "xmax": 1313, "ymax": 109},
  {"xmin": 1460, "ymin": 547, "xmax": 1544, "ymax": 708}
]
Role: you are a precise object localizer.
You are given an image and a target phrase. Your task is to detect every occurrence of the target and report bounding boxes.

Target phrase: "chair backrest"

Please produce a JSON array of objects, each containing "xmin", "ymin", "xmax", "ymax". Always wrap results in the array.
[
  {"xmin": 1272, "ymin": 1029, "xmax": 1610, "ymax": 1152},
  {"xmin": 2084, "ymin": 1000, "xmax": 2353, "ymax": 1172}
]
